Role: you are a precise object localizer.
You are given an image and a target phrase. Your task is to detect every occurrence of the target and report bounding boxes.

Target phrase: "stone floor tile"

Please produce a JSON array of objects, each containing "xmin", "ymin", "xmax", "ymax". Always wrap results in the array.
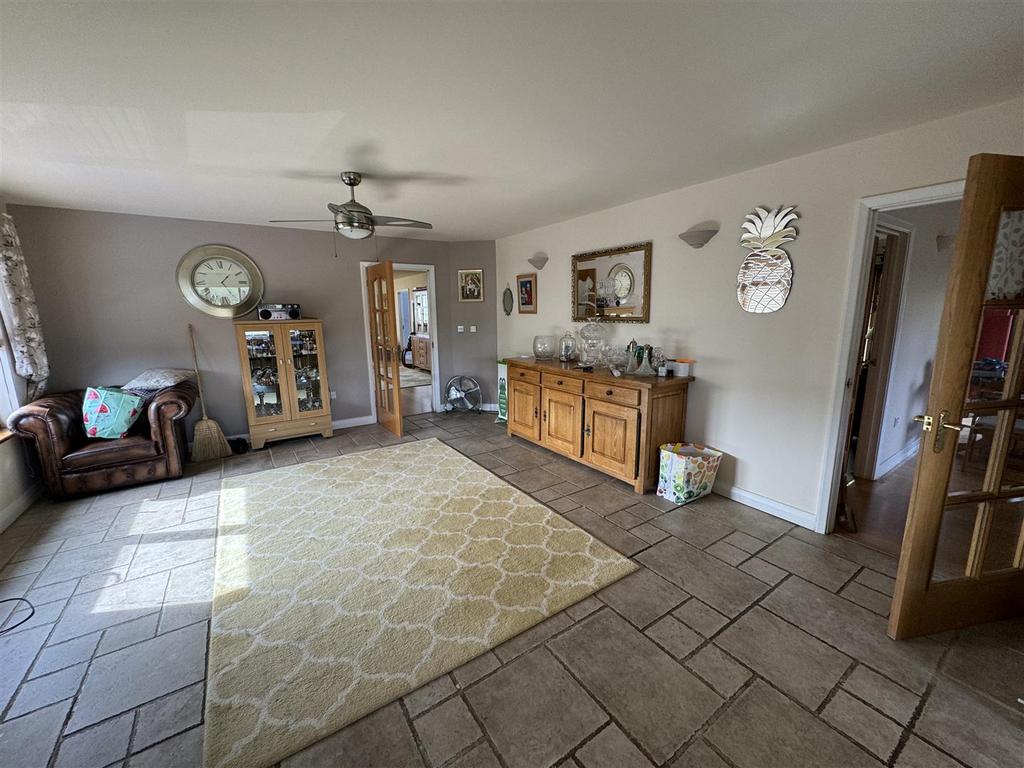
[
  {"xmin": 543, "ymin": 461, "xmax": 606, "ymax": 489},
  {"xmin": 566, "ymin": 485, "xmax": 636, "ymax": 516},
  {"xmin": 9, "ymin": 538, "xmax": 63, "ymax": 564},
  {"xmin": 737, "ymin": 556, "xmax": 787, "ymax": 585},
  {"xmin": 0, "ymin": 699, "xmax": 71, "ymax": 768},
  {"xmin": 133, "ymin": 681, "xmax": 204, "ymax": 751},
  {"xmin": 548, "ymin": 496, "xmax": 580, "ymax": 514},
  {"xmin": 854, "ymin": 568, "xmax": 896, "ymax": 597},
  {"xmin": 50, "ymin": 571, "xmax": 168, "ymax": 644},
  {"xmin": 605, "ymin": 508, "xmax": 647, "ymax": 530},
  {"xmin": 489, "ymin": 445, "xmax": 546, "ymax": 470},
  {"xmin": 722, "ymin": 530, "xmax": 765, "ymax": 554},
  {"xmin": 0, "ymin": 553, "xmax": 51, "ymax": 581},
  {"xmin": 34, "ymin": 510, "xmax": 119, "ymax": 543},
  {"xmin": 1, "ymin": 596, "xmax": 67, "ymax": 634},
  {"xmin": 413, "ymin": 696, "xmax": 482, "ymax": 767},
  {"xmin": 561, "ymin": 508, "xmax": 647, "ymax": 556},
  {"xmin": 564, "ymin": 595, "xmax": 602, "ymax": 621},
  {"xmin": 758, "ymin": 536, "xmax": 859, "ymax": 592},
  {"xmin": 126, "ymin": 520, "xmax": 216, "ymax": 581},
  {"xmin": 34, "ymin": 536, "xmax": 139, "ymax": 587},
  {"xmin": 54, "ymin": 711, "xmax": 133, "ymax": 768},
  {"xmin": 651, "ymin": 507, "xmax": 733, "ymax": 548},
  {"xmin": 105, "ymin": 499, "xmax": 188, "ymax": 539},
  {"xmin": 404, "ymin": 675, "xmax": 456, "ymax": 717},
  {"xmin": 68, "ymin": 621, "xmax": 206, "ymax": 731},
  {"xmin": 942, "ymin": 620, "xmax": 1024, "ymax": 711},
  {"xmin": 97, "ymin": 613, "xmax": 160, "ymax": 656},
  {"xmin": 704, "ymin": 540, "xmax": 749, "ymax": 566},
  {"xmin": 532, "ymin": 485, "xmax": 565, "ymax": 503},
  {"xmin": 644, "ymin": 616, "xmax": 703, "ymax": 660},
  {"xmin": 671, "ymin": 740, "xmax": 730, "ymax": 767},
  {"xmin": 690, "ymin": 495, "xmax": 792, "ymax": 543},
  {"xmin": 823, "ymin": 689, "xmax": 902, "ymax": 761},
  {"xmin": 452, "ymin": 652, "xmax": 500, "ymax": 688},
  {"xmin": 628, "ymin": 522, "xmax": 669, "ymax": 545},
  {"xmin": 504, "ymin": 466, "xmax": 563, "ymax": 493},
  {"xmin": 466, "ymin": 648, "xmax": 606, "ymax": 768},
  {"xmin": 840, "ymin": 581, "xmax": 891, "ymax": 617},
  {"xmin": 549, "ymin": 610, "xmax": 721, "ymax": 764},
  {"xmin": 0, "ymin": 624, "xmax": 51, "ymax": 712},
  {"xmin": 762, "ymin": 578, "xmax": 943, "ymax": 693},
  {"xmin": 671, "ymin": 599, "xmax": 730, "ymax": 638},
  {"xmin": 915, "ymin": 677, "xmax": 1024, "ymax": 768},
  {"xmin": 127, "ymin": 725, "xmax": 204, "ymax": 768},
  {"xmin": 24, "ymin": 579, "xmax": 78, "ymax": 608},
  {"xmin": 494, "ymin": 612, "xmax": 572, "ymax": 662},
  {"xmin": 158, "ymin": 557, "xmax": 214, "ymax": 634},
  {"xmin": 636, "ymin": 537, "xmax": 767, "ymax": 617},
  {"xmin": 598, "ymin": 568, "xmax": 688, "ymax": 628},
  {"xmin": 715, "ymin": 606, "xmax": 851, "ymax": 709},
  {"xmin": 636, "ymin": 493, "xmax": 679, "ymax": 513},
  {"xmin": 447, "ymin": 742, "xmax": 500, "ymax": 768},
  {"xmin": 685, "ymin": 645, "xmax": 751, "ymax": 698},
  {"xmin": 8, "ymin": 661, "xmax": 87, "ymax": 719},
  {"xmin": 790, "ymin": 528, "xmax": 898, "ymax": 577},
  {"xmin": 620, "ymin": 502, "xmax": 661, "ymax": 523},
  {"xmin": 30, "ymin": 633, "xmax": 100, "ymax": 679},
  {"xmin": 706, "ymin": 681, "xmax": 879, "ymax": 768},
  {"xmin": 281, "ymin": 701, "xmax": 422, "ymax": 767},
  {"xmin": 575, "ymin": 724, "xmax": 653, "ymax": 768},
  {"xmin": 893, "ymin": 736, "xmax": 963, "ymax": 768},
  {"xmin": 842, "ymin": 665, "xmax": 919, "ymax": 725}
]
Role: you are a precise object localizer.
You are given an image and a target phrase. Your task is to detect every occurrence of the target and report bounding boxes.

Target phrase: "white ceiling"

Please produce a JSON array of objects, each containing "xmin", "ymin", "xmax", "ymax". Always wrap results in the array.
[{"xmin": 1, "ymin": 1, "xmax": 1021, "ymax": 241}]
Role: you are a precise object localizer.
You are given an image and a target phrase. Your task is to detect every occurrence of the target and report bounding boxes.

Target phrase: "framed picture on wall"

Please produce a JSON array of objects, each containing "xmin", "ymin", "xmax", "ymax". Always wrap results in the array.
[
  {"xmin": 457, "ymin": 269, "xmax": 484, "ymax": 302},
  {"xmin": 517, "ymin": 272, "xmax": 537, "ymax": 314}
]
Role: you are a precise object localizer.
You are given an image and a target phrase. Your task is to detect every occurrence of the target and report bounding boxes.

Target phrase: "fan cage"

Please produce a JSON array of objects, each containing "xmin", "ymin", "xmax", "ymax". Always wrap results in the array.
[{"xmin": 444, "ymin": 375, "xmax": 483, "ymax": 413}]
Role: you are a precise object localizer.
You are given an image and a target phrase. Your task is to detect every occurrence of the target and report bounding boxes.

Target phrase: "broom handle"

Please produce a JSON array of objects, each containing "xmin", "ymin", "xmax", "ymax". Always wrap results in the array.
[{"xmin": 188, "ymin": 323, "xmax": 210, "ymax": 421}]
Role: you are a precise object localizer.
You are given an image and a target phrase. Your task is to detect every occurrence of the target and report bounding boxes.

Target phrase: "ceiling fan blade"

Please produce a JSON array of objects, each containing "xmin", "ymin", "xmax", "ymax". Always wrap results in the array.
[
  {"xmin": 371, "ymin": 215, "xmax": 433, "ymax": 229},
  {"xmin": 268, "ymin": 219, "xmax": 334, "ymax": 223}
]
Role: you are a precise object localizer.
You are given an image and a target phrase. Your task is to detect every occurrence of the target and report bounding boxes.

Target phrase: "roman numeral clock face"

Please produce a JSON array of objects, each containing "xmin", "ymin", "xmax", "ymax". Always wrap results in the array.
[{"xmin": 177, "ymin": 245, "xmax": 264, "ymax": 318}]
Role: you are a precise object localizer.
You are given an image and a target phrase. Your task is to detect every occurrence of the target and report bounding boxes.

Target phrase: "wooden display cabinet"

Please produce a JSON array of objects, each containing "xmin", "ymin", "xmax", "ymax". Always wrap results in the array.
[
  {"xmin": 233, "ymin": 319, "xmax": 333, "ymax": 449},
  {"xmin": 507, "ymin": 358, "xmax": 692, "ymax": 492}
]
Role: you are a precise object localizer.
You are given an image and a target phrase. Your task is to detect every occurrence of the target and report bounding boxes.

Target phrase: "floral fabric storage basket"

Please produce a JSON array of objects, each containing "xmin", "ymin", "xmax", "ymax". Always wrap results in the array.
[{"xmin": 657, "ymin": 442, "xmax": 723, "ymax": 505}]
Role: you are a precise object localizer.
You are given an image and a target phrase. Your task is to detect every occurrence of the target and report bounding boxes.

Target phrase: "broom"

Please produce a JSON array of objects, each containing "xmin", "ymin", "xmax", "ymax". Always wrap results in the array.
[{"xmin": 188, "ymin": 323, "xmax": 233, "ymax": 461}]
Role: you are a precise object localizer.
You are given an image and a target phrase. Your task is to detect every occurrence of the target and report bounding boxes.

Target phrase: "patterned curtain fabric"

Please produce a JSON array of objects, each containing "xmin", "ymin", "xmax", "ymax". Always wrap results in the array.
[{"xmin": 0, "ymin": 213, "xmax": 49, "ymax": 400}]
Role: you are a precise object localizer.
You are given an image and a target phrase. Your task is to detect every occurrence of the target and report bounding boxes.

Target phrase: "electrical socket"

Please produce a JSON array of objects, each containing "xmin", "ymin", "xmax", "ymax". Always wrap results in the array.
[
  {"xmin": 330, "ymin": 391, "xmax": 337, "ymax": 400},
  {"xmin": 469, "ymin": 325, "xmax": 477, "ymax": 333}
]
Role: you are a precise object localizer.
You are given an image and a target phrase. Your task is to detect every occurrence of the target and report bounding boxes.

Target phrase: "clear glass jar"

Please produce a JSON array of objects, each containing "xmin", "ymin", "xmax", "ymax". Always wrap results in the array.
[
  {"xmin": 578, "ymin": 322, "xmax": 607, "ymax": 365},
  {"xmin": 558, "ymin": 331, "xmax": 578, "ymax": 362},
  {"xmin": 533, "ymin": 335, "xmax": 556, "ymax": 360}
]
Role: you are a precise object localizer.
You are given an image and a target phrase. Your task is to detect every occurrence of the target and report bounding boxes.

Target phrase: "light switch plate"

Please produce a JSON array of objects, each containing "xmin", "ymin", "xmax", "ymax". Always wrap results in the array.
[
  {"xmin": 457, "ymin": 325, "xmax": 465, "ymax": 333},
  {"xmin": 469, "ymin": 325, "xmax": 477, "ymax": 333}
]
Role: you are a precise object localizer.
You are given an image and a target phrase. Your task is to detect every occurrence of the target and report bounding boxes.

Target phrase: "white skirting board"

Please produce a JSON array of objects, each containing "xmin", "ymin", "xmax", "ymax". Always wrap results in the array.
[
  {"xmin": 714, "ymin": 485, "xmax": 818, "ymax": 532},
  {"xmin": 873, "ymin": 438, "xmax": 920, "ymax": 480},
  {"xmin": 0, "ymin": 482, "xmax": 40, "ymax": 534}
]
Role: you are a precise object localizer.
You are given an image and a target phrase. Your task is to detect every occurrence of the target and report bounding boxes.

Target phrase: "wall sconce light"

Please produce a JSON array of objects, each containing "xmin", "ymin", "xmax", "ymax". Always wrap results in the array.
[
  {"xmin": 528, "ymin": 252, "xmax": 549, "ymax": 270},
  {"xmin": 678, "ymin": 221, "xmax": 720, "ymax": 249}
]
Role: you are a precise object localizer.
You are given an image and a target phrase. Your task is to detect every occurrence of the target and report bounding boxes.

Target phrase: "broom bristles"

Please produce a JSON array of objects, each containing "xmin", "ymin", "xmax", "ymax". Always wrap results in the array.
[{"xmin": 192, "ymin": 417, "xmax": 233, "ymax": 462}]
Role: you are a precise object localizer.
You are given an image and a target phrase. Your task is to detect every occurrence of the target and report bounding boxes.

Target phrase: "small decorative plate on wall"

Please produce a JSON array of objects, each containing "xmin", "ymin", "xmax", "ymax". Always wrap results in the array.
[
  {"xmin": 502, "ymin": 284, "xmax": 515, "ymax": 316},
  {"xmin": 177, "ymin": 244, "xmax": 265, "ymax": 318}
]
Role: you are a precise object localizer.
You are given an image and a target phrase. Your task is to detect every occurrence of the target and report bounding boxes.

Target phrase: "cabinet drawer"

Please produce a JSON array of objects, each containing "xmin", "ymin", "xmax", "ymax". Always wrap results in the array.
[
  {"xmin": 509, "ymin": 366, "xmax": 541, "ymax": 385},
  {"xmin": 252, "ymin": 417, "xmax": 328, "ymax": 440},
  {"xmin": 541, "ymin": 372, "xmax": 584, "ymax": 395},
  {"xmin": 584, "ymin": 381, "xmax": 641, "ymax": 407}
]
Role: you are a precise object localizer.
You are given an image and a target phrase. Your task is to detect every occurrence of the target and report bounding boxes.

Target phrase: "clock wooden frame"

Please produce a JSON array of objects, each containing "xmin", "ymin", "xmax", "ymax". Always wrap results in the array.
[{"xmin": 177, "ymin": 244, "xmax": 265, "ymax": 318}]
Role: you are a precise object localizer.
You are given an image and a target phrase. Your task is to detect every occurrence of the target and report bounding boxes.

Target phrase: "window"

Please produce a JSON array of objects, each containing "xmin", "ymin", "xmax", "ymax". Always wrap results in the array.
[{"xmin": 0, "ymin": 320, "xmax": 20, "ymax": 423}]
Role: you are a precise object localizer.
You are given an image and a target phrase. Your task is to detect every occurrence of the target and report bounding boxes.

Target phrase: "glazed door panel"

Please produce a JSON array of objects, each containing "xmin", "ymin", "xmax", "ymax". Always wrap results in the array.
[
  {"xmin": 509, "ymin": 380, "xmax": 541, "ymax": 441},
  {"xmin": 235, "ymin": 324, "xmax": 291, "ymax": 425},
  {"xmin": 284, "ymin": 322, "xmax": 330, "ymax": 418},
  {"xmin": 585, "ymin": 399, "xmax": 639, "ymax": 481},
  {"xmin": 366, "ymin": 262, "xmax": 403, "ymax": 436},
  {"xmin": 542, "ymin": 388, "xmax": 583, "ymax": 458}
]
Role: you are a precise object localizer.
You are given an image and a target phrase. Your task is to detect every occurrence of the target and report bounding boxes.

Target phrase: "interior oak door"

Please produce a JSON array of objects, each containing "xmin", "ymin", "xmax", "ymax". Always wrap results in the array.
[
  {"xmin": 889, "ymin": 153, "xmax": 1024, "ymax": 640},
  {"xmin": 542, "ymin": 389, "xmax": 583, "ymax": 458},
  {"xmin": 366, "ymin": 261, "xmax": 403, "ymax": 436},
  {"xmin": 584, "ymin": 398, "xmax": 639, "ymax": 481}
]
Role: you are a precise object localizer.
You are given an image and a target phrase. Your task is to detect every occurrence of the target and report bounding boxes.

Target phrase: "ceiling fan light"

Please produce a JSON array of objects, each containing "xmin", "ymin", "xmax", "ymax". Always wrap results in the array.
[{"xmin": 335, "ymin": 215, "xmax": 374, "ymax": 239}]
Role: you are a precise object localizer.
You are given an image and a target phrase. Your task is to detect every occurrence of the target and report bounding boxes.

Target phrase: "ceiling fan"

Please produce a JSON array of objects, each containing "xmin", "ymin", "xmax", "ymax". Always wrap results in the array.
[{"xmin": 269, "ymin": 171, "xmax": 432, "ymax": 240}]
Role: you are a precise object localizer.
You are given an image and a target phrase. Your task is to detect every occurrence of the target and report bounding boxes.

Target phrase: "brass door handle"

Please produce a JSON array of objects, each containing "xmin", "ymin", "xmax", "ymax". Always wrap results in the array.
[{"xmin": 915, "ymin": 411, "xmax": 962, "ymax": 452}]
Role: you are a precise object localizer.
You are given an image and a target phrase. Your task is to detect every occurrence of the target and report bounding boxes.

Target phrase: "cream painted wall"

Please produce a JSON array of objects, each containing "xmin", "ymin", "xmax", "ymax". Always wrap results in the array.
[
  {"xmin": 495, "ymin": 98, "xmax": 1024, "ymax": 528},
  {"xmin": 874, "ymin": 201, "xmax": 961, "ymax": 475}
]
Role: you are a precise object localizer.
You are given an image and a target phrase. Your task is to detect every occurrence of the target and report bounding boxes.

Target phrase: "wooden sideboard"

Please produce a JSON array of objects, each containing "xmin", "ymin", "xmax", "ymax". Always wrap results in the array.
[
  {"xmin": 506, "ymin": 358, "xmax": 693, "ymax": 493},
  {"xmin": 411, "ymin": 335, "xmax": 432, "ymax": 370}
]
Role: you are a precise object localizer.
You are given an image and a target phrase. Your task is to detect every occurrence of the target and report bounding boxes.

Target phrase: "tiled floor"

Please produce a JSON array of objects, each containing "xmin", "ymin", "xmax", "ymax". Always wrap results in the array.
[{"xmin": 1, "ymin": 411, "xmax": 1021, "ymax": 768}]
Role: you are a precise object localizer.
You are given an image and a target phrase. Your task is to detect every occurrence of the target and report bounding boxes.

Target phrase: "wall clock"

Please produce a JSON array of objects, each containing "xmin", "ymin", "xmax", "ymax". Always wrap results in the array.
[
  {"xmin": 177, "ymin": 244, "xmax": 264, "ymax": 318},
  {"xmin": 608, "ymin": 264, "xmax": 635, "ymax": 300}
]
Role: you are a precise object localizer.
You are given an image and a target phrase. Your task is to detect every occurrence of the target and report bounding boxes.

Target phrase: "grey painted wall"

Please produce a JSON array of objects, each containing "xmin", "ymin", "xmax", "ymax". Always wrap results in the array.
[{"xmin": 11, "ymin": 205, "xmax": 497, "ymax": 437}]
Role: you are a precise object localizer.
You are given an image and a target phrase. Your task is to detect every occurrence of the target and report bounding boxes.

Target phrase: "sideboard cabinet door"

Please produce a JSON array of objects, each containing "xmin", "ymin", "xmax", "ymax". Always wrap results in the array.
[
  {"xmin": 509, "ymin": 380, "xmax": 541, "ymax": 442},
  {"xmin": 542, "ymin": 388, "xmax": 583, "ymax": 458},
  {"xmin": 584, "ymin": 398, "xmax": 639, "ymax": 481}
]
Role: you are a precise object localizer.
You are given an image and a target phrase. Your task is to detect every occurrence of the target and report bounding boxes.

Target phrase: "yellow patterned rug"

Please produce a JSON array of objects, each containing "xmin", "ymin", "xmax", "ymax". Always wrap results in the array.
[{"xmin": 204, "ymin": 438, "xmax": 636, "ymax": 768}]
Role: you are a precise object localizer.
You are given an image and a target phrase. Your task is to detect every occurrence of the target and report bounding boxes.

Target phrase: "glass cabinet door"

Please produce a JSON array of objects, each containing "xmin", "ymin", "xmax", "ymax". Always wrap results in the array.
[
  {"xmin": 243, "ymin": 328, "xmax": 288, "ymax": 422},
  {"xmin": 287, "ymin": 325, "xmax": 328, "ymax": 415}
]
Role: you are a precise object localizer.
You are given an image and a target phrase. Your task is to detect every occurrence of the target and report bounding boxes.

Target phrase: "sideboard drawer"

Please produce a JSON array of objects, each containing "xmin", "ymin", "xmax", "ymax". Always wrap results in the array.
[
  {"xmin": 509, "ymin": 366, "xmax": 541, "ymax": 385},
  {"xmin": 585, "ymin": 381, "xmax": 641, "ymax": 407},
  {"xmin": 252, "ymin": 417, "xmax": 328, "ymax": 441},
  {"xmin": 541, "ymin": 372, "xmax": 584, "ymax": 395}
]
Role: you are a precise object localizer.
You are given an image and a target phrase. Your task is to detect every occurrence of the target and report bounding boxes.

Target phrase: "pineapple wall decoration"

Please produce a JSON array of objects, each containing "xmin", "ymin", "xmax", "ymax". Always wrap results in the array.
[{"xmin": 736, "ymin": 205, "xmax": 800, "ymax": 313}]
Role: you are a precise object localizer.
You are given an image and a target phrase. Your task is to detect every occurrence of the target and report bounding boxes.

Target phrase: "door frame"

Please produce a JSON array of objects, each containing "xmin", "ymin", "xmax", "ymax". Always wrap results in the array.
[
  {"xmin": 359, "ymin": 261, "xmax": 442, "ymax": 419},
  {"xmin": 819, "ymin": 181, "xmax": 964, "ymax": 534}
]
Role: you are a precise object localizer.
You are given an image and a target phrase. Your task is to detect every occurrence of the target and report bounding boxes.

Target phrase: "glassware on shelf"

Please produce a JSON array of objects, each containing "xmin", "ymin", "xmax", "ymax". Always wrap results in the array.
[
  {"xmin": 602, "ymin": 344, "xmax": 627, "ymax": 369},
  {"xmin": 578, "ymin": 322, "xmax": 607, "ymax": 365},
  {"xmin": 533, "ymin": 335, "xmax": 556, "ymax": 360},
  {"xmin": 636, "ymin": 345, "xmax": 657, "ymax": 376},
  {"xmin": 558, "ymin": 330, "xmax": 578, "ymax": 362}
]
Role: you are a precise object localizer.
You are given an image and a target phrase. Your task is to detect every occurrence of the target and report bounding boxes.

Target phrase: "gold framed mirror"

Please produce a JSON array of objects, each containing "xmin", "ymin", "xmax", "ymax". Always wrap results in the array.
[{"xmin": 571, "ymin": 241, "xmax": 652, "ymax": 323}]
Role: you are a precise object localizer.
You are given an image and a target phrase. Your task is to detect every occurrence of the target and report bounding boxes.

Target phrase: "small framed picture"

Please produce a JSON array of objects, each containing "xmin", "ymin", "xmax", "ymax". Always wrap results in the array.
[
  {"xmin": 457, "ymin": 269, "xmax": 484, "ymax": 302},
  {"xmin": 517, "ymin": 272, "xmax": 537, "ymax": 314}
]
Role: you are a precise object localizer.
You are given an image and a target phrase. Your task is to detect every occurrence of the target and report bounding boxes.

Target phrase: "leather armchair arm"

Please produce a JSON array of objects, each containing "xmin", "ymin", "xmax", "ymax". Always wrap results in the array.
[
  {"xmin": 6, "ymin": 391, "xmax": 86, "ymax": 480},
  {"xmin": 148, "ymin": 380, "xmax": 199, "ymax": 451}
]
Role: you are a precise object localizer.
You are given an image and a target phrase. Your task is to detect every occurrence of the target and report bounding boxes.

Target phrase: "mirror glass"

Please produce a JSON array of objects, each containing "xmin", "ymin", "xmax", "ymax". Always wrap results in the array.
[{"xmin": 572, "ymin": 241, "xmax": 652, "ymax": 323}]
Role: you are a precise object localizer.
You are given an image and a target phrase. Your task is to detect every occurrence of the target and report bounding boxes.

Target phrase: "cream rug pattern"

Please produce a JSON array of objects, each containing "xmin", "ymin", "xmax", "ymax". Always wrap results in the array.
[{"xmin": 204, "ymin": 438, "xmax": 636, "ymax": 768}]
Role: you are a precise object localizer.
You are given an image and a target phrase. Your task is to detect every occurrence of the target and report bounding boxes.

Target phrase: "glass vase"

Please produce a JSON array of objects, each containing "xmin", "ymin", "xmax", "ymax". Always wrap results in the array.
[{"xmin": 533, "ymin": 335, "xmax": 556, "ymax": 360}]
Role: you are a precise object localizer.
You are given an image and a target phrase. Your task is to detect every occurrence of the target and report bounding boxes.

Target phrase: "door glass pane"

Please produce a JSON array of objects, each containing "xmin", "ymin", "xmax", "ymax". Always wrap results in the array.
[
  {"xmin": 1001, "ymin": 416, "xmax": 1024, "ymax": 490},
  {"xmin": 289, "ymin": 328, "xmax": 323, "ymax": 413},
  {"xmin": 244, "ymin": 330, "xmax": 282, "ymax": 419},
  {"xmin": 931, "ymin": 502, "xmax": 976, "ymax": 581},
  {"xmin": 968, "ymin": 308, "xmax": 1019, "ymax": 404},
  {"xmin": 981, "ymin": 497, "xmax": 1024, "ymax": 573},
  {"xmin": 984, "ymin": 208, "xmax": 1024, "ymax": 302}
]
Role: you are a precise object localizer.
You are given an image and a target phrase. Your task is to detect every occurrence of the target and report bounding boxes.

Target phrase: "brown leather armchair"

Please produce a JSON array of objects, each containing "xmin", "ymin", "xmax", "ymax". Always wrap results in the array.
[{"xmin": 7, "ymin": 381, "xmax": 199, "ymax": 499}]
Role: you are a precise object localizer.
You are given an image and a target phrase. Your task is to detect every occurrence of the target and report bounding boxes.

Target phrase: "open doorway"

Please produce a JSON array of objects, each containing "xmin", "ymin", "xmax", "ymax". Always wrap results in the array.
[
  {"xmin": 835, "ymin": 197, "xmax": 967, "ymax": 569},
  {"xmin": 393, "ymin": 268, "xmax": 437, "ymax": 415}
]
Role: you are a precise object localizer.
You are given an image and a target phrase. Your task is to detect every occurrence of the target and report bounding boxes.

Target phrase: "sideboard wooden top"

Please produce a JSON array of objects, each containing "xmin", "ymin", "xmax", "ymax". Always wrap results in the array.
[{"xmin": 506, "ymin": 357, "xmax": 693, "ymax": 390}]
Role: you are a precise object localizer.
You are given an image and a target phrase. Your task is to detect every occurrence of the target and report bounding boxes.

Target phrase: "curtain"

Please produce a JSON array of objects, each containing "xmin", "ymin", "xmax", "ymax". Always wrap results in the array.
[{"xmin": 0, "ymin": 213, "xmax": 49, "ymax": 400}]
